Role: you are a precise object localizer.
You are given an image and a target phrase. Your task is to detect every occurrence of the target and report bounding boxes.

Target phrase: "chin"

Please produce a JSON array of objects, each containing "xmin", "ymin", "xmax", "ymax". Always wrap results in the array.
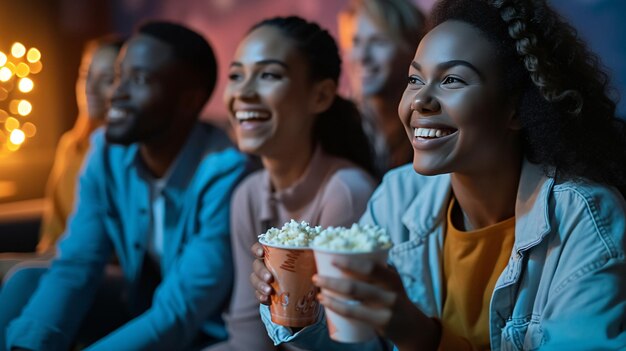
[
  {"xmin": 237, "ymin": 139, "xmax": 265, "ymax": 155},
  {"xmin": 105, "ymin": 126, "xmax": 138, "ymax": 146},
  {"xmin": 412, "ymin": 160, "xmax": 447, "ymax": 177}
]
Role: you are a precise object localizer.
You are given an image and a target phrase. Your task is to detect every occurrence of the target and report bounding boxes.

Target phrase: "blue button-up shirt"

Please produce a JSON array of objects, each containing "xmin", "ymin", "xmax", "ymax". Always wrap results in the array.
[{"xmin": 7, "ymin": 123, "xmax": 249, "ymax": 351}]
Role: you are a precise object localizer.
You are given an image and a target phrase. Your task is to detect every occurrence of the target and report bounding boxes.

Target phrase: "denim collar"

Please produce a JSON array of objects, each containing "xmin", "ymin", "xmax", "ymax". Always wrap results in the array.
[{"xmin": 400, "ymin": 159, "xmax": 553, "ymax": 252}]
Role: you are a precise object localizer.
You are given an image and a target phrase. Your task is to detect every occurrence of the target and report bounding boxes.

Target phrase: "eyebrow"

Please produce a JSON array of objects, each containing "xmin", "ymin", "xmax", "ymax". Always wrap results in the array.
[
  {"xmin": 411, "ymin": 60, "xmax": 484, "ymax": 80},
  {"xmin": 230, "ymin": 59, "xmax": 289, "ymax": 69}
]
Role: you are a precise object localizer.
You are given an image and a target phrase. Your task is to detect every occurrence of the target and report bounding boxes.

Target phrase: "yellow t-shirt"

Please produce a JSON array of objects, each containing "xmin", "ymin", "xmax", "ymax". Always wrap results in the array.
[{"xmin": 439, "ymin": 197, "xmax": 515, "ymax": 351}]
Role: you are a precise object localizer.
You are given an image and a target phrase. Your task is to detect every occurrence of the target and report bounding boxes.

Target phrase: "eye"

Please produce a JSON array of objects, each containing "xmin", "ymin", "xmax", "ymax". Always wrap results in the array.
[
  {"xmin": 260, "ymin": 72, "xmax": 282, "ymax": 80},
  {"xmin": 408, "ymin": 75, "xmax": 424, "ymax": 86},
  {"xmin": 442, "ymin": 76, "xmax": 466, "ymax": 86},
  {"xmin": 228, "ymin": 72, "xmax": 242, "ymax": 81}
]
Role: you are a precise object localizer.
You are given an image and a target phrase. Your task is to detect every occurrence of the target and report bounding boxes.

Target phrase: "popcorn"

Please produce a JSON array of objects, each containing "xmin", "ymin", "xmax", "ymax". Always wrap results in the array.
[
  {"xmin": 312, "ymin": 224, "xmax": 392, "ymax": 252},
  {"xmin": 259, "ymin": 220, "xmax": 322, "ymax": 247}
]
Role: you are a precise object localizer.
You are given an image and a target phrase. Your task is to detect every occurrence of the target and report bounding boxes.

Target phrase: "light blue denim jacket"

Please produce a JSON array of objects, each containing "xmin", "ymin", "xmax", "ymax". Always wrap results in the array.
[
  {"xmin": 262, "ymin": 160, "xmax": 626, "ymax": 350},
  {"xmin": 7, "ymin": 123, "xmax": 249, "ymax": 351}
]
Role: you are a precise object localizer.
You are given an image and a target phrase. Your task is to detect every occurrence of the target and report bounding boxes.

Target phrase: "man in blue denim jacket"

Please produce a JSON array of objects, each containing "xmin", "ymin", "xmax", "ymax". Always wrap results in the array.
[{"xmin": 4, "ymin": 21, "xmax": 248, "ymax": 351}]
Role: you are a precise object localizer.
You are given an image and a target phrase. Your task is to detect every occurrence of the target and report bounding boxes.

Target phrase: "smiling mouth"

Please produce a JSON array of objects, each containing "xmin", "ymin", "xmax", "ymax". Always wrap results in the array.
[
  {"xmin": 107, "ymin": 107, "xmax": 129, "ymax": 123},
  {"xmin": 235, "ymin": 110, "xmax": 271, "ymax": 123},
  {"xmin": 414, "ymin": 127, "xmax": 457, "ymax": 139}
]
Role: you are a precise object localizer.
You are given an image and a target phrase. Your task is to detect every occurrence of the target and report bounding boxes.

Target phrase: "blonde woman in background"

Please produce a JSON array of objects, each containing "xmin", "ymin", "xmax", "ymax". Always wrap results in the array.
[{"xmin": 338, "ymin": 0, "xmax": 425, "ymax": 177}]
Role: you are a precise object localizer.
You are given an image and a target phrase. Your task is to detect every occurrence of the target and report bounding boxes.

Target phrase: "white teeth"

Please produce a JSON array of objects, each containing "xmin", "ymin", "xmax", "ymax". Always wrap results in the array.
[
  {"xmin": 414, "ymin": 127, "xmax": 454, "ymax": 138},
  {"xmin": 107, "ymin": 108, "xmax": 127, "ymax": 121},
  {"xmin": 235, "ymin": 110, "xmax": 270, "ymax": 121}
]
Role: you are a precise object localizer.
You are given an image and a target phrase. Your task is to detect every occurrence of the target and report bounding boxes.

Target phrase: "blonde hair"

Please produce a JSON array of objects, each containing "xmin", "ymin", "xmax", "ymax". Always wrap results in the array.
[{"xmin": 338, "ymin": 0, "xmax": 425, "ymax": 53}]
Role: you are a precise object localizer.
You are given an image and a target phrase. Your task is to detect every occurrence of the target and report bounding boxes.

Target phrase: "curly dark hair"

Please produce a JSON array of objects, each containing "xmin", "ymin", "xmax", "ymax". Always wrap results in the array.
[
  {"xmin": 250, "ymin": 16, "xmax": 377, "ymax": 178},
  {"xmin": 430, "ymin": 0, "xmax": 626, "ymax": 196}
]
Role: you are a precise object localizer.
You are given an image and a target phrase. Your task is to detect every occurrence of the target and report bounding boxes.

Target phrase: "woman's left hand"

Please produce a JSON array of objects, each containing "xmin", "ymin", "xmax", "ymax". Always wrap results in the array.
[{"xmin": 313, "ymin": 259, "xmax": 441, "ymax": 351}]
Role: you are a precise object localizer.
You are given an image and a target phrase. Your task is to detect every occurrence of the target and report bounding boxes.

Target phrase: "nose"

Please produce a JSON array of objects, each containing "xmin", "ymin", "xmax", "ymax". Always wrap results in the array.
[
  {"xmin": 410, "ymin": 89, "xmax": 440, "ymax": 115},
  {"xmin": 350, "ymin": 41, "xmax": 371, "ymax": 64},
  {"xmin": 234, "ymin": 79, "xmax": 257, "ymax": 100},
  {"xmin": 110, "ymin": 78, "xmax": 128, "ymax": 103}
]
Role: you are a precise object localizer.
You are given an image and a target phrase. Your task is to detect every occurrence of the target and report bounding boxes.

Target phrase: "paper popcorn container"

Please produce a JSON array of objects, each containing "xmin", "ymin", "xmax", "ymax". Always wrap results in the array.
[
  {"xmin": 313, "ymin": 248, "xmax": 390, "ymax": 343},
  {"xmin": 261, "ymin": 242, "xmax": 319, "ymax": 327}
]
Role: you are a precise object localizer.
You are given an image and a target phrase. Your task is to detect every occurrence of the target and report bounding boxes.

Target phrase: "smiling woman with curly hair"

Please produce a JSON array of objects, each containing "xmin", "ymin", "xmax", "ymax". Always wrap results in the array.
[{"xmin": 252, "ymin": 1, "xmax": 626, "ymax": 350}]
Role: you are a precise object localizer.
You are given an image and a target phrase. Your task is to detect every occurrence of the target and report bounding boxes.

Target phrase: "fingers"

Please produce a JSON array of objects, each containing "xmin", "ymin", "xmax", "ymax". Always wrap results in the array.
[
  {"xmin": 250, "ymin": 254, "xmax": 274, "ymax": 305},
  {"xmin": 313, "ymin": 274, "xmax": 397, "ymax": 307},
  {"xmin": 255, "ymin": 289, "xmax": 271, "ymax": 306},
  {"xmin": 251, "ymin": 242, "xmax": 264, "ymax": 259},
  {"xmin": 317, "ymin": 292, "xmax": 393, "ymax": 329}
]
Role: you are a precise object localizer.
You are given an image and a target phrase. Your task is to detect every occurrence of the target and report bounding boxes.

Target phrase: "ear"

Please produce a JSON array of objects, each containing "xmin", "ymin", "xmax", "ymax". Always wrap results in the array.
[
  {"xmin": 508, "ymin": 110, "xmax": 522, "ymax": 131},
  {"xmin": 310, "ymin": 79, "xmax": 337, "ymax": 115},
  {"xmin": 505, "ymin": 96, "xmax": 522, "ymax": 131}
]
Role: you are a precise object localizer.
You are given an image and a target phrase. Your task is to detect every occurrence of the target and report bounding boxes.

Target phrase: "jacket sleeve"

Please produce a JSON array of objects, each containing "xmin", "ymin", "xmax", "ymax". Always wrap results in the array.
[
  {"xmin": 533, "ymin": 187, "xmax": 626, "ymax": 350},
  {"xmin": 6, "ymin": 133, "xmax": 113, "ymax": 351},
  {"xmin": 85, "ymin": 149, "xmax": 248, "ymax": 351}
]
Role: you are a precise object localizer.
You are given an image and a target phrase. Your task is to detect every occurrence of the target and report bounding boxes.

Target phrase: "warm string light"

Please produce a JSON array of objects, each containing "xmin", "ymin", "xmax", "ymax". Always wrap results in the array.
[{"xmin": 0, "ymin": 42, "xmax": 42, "ymax": 153}]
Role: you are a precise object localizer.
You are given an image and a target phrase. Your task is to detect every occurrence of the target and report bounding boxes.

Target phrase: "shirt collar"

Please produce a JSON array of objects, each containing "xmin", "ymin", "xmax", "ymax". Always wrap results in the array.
[{"xmin": 127, "ymin": 123, "xmax": 209, "ymax": 200}]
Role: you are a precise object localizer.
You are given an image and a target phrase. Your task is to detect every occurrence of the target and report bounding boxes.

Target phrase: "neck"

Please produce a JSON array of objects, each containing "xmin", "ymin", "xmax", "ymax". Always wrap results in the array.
[
  {"xmin": 450, "ymin": 155, "xmax": 522, "ymax": 231},
  {"xmin": 140, "ymin": 121, "xmax": 194, "ymax": 178},
  {"xmin": 262, "ymin": 142, "xmax": 314, "ymax": 192}
]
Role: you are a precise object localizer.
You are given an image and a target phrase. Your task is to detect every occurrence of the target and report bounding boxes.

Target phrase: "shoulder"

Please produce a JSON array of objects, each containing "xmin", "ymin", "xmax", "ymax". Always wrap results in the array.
[
  {"xmin": 550, "ymin": 179, "xmax": 626, "ymax": 257},
  {"xmin": 325, "ymin": 164, "xmax": 377, "ymax": 195},
  {"xmin": 195, "ymin": 123, "xmax": 247, "ymax": 176},
  {"xmin": 233, "ymin": 169, "xmax": 266, "ymax": 203},
  {"xmin": 552, "ymin": 179, "xmax": 626, "ymax": 220},
  {"xmin": 319, "ymin": 157, "xmax": 377, "ymax": 203}
]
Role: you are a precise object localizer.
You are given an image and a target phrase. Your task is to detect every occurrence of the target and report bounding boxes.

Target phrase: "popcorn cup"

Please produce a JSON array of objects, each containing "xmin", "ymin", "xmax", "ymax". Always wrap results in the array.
[
  {"xmin": 313, "ymin": 248, "xmax": 390, "ymax": 343},
  {"xmin": 261, "ymin": 242, "xmax": 319, "ymax": 327}
]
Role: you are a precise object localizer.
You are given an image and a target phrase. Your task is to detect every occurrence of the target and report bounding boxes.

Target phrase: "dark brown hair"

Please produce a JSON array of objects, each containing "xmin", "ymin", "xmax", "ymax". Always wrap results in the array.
[{"xmin": 431, "ymin": 0, "xmax": 626, "ymax": 196}]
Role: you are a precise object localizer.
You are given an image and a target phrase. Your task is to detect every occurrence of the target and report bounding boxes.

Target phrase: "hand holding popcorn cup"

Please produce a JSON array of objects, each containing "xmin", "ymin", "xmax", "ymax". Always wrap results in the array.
[
  {"xmin": 311, "ymin": 224, "xmax": 392, "ymax": 343},
  {"xmin": 258, "ymin": 220, "xmax": 322, "ymax": 327}
]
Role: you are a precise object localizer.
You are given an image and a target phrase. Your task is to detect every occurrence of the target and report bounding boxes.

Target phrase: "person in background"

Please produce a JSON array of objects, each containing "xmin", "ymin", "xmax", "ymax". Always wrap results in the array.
[
  {"xmin": 207, "ymin": 16, "xmax": 377, "ymax": 351},
  {"xmin": 2, "ymin": 21, "xmax": 249, "ymax": 351},
  {"xmin": 0, "ymin": 35, "xmax": 124, "ymax": 279},
  {"xmin": 338, "ymin": 0, "xmax": 425, "ymax": 177},
  {"xmin": 253, "ymin": 0, "xmax": 626, "ymax": 349}
]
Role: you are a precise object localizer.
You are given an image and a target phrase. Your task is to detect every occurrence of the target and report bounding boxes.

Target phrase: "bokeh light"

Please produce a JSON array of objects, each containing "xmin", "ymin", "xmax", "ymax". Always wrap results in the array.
[
  {"xmin": 17, "ymin": 100, "xmax": 32, "ymax": 116},
  {"xmin": 5, "ymin": 116, "xmax": 19, "ymax": 131},
  {"xmin": 0, "ymin": 67, "xmax": 12, "ymax": 82},
  {"xmin": 8, "ymin": 100, "xmax": 19, "ymax": 114},
  {"xmin": 22, "ymin": 122, "xmax": 36, "ymax": 137},
  {"xmin": 7, "ymin": 142, "xmax": 20, "ymax": 151},
  {"xmin": 26, "ymin": 48, "xmax": 41, "ymax": 63},
  {"xmin": 1, "ymin": 43, "xmax": 42, "ymax": 152},
  {"xmin": 9, "ymin": 129, "xmax": 25, "ymax": 145},
  {"xmin": 15, "ymin": 63, "xmax": 30, "ymax": 78},
  {"xmin": 29, "ymin": 61, "xmax": 42, "ymax": 74},
  {"xmin": 18, "ymin": 78, "xmax": 34, "ymax": 93},
  {"xmin": 11, "ymin": 42, "xmax": 26, "ymax": 58}
]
